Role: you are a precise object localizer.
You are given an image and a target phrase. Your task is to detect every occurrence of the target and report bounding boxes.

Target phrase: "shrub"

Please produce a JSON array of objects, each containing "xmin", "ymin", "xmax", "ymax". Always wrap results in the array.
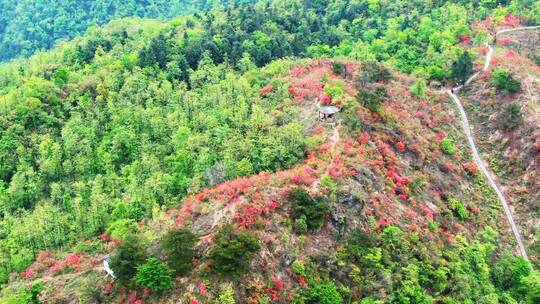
[
  {"xmin": 324, "ymin": 80, "xmax": 345, "ymax": 100},
  {"xmin": 293, "ymin": 215, "xmax": 309, "ymax": 233},
  {"xmin": 411, "ymin": 79, "xmax": 427, "ymax": 98},
  {"xmin": 347, "ymin": 228, "xmax": 377, "ymax": 264},
  {"xmin": 210, "ymin": 224, "xmax": 260, "ymax": 276},
  {"xmin": 304, "ymin": 280, "xmax": 344, "ymax": 304},
  {"xmin": 490, "ymin": 70, "xmax": 521, "ymax": 93},
  {"xmin": 218, "ymin": 284, "xmax": 236, "ymax": 304},
  {"xmin": 289, "ymin": 189, "xmax": 329, "ymax": 233},
  {"xmin": 110, "ymin": 234, "xmax": 146, "ymax": 285},
  {"xmin": 292, "ymin": 260, "xmax": 306, "ymax": 276},
  {"xmin": 161, "ymin": 229, "xmax": 197, "ymax": 276},
  {"xmin": 331, "ymin": 62, "xmax": 346, "ymax": 76},
  {"xmin": 358, "ymin": 296, "xmax": 384, "ymax": 304},
  {"xmin": 448, "ymin": 198, "xmax": 469, "ymax": 220},
  {"xmin": 355, "ymin": 61, "xmax": 392, "ymax": 88},
  {"xmin": 440, "ymin": 138, "xmax": 457, "ymax": 155},
  {"xmin": 134, "ymin": 257, "xmax": 174, "ymax": 292},
  {"xmin": 106, "ymin": 219, "xmax": 137, "ymax": 240},
  {"xmin": 500, "ymin": 103, "xmax": 523, "ymax": 131},
  {"xmin": 357, "ymin": 86, "xmax": 388, "ymax": 113},
  {"xmin": 451, "ymin": 51, "xmax": 473, "ymax": 85}
]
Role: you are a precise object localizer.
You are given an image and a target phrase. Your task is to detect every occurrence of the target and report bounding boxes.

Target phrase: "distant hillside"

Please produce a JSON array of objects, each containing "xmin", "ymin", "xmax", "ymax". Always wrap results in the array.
[{"xmin": 0, "ymin": 0, "xmax": 252, "ymax": 62}]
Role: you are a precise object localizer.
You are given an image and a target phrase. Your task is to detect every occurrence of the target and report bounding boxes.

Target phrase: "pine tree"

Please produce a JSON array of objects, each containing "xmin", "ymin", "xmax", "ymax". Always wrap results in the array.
[
  {"xmin": 161, "ymin": 229, "xmax": 197, "ymax": 276},
  {"xmin": 110, "ymin": 234, "xmax": 146, "ymax": 286},
  {"xmin": 451, "ymin": 51, "xmax": 473, "ymax": 85}
]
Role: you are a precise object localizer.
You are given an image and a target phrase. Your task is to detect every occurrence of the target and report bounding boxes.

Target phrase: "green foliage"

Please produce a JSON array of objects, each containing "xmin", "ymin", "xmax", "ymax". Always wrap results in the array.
[
  {"xmin": 292, "ymin": 260, "xmax": 306, "ymax": 276},
  {"xmin": 134, "ymin": 257, "xmax": 174, "ymax": 292},
  {"xmin": 358, "ymin": 297, "xmax": 384, "ymax": 304},
  {"xmin": 357, "ymin": 86, "xmax": 388, "ymax": 113},
  {"xmin": 320, "ymin": 175, "xmax": 337, "ymax": 193},
  {"xmin": 440, "ymin": 138, "xmax": 457, "ymax": 155},
  {"xmin": 451, "ymin": 51, "xmax": 473, "ymax": 84},
  {"xmin": 209, "ymin": 224, "xmax": 260, "ymax": 276},
  {"xmin": 0, "ymin": 283, "xmax": 42, "ymax": 304},
  {"xmin": 303, "ymin": 280, "xmax": 344, "ymax": 304},
  {"xmin": 0, "ymin": 0, "xmax": 243, "ymax": 62},
  {"xmin": 289, "ymin": 189, "xmax": 329, "ymax": 233},
  {"xmin": 492, "ymin": 256, "xmax": 531, "ymax": 298},
  {"xmin": 106, "ymin": 219, "xmax": 137, "ymax": 240},
  {"xmin": 160, "ymin": 229, "xmax": 197, "ymax": 276},
  {"xmin": 293, "ymin": 215, "xmax": 309, "ymax": 234},
  {"xmin": 411, "ymin": 79, "xmax": 427, "ymax": 98},
  {"xmin": 489, "ymin": 70, "xmax": 521, "ymax": 93},
  {"xmin": 324, "ymin": 80, "xmax": 345, "ymax": 99},
  {"xmin": 110, "ymin": 234, "xmax": 146, "ymax": 286},
  {"xmin": 0, "ymin": 0, "xmax": 537, "ymax": 297},
  {"xmin": 347, "ymin": 228, "xmax": 377, "ymax": 265},
  {"xmin": 355, "ymin": 61, "xmax": 392, "ymax": 88},
  {"xmin": 500, "ymin": 103, "xmax": 523, "ymax": 131},
  {"xmin": 448, "ymin": 198, "xmax": 470, "ymax": 220},
  {"xmin": 218, "ymin": 284, "xmax": 236, "ymax": 304},
  {"xmin": 519, "ymin": 271, "xmax": 540, "ymax": 304}
]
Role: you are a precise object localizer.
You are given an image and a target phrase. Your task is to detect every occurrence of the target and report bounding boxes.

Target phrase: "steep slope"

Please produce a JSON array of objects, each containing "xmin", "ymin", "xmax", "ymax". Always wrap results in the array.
[
  {"xmin": 1, "ymin": 2, "xmax": 540, "ymax": 303},
  {"xmin": 457, "ymin": 22, "xmax": 540, "ymax": 268},
  {"xmin": 3, "ymin": 59, "xmax": 538, "ymax": 303}
]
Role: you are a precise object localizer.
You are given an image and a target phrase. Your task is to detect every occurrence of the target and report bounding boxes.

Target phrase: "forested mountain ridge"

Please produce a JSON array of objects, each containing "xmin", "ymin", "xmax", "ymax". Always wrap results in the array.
[
  {"xmin": 0, "ymin": 0, "xmax": 253, "ymax": 62},
  {"xmin": 0, "ymin": 0, "xmax": 539, "ymax": 303}
]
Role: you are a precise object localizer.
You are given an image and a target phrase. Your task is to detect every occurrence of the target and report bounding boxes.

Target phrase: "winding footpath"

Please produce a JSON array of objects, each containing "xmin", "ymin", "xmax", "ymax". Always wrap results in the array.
[{"xmin": 447, "ymin": 25, "xmax": 540, "ymax": 261}]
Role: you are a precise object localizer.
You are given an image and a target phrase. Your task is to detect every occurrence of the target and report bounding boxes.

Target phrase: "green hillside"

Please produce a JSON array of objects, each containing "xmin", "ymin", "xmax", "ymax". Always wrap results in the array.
[
  {"xmin": 0, "ymin": 0, "xmax": 539, "ymax": 303},
  {"xmin": 0, "ymin": 0, "xmax": 253, "ymax": 62}
]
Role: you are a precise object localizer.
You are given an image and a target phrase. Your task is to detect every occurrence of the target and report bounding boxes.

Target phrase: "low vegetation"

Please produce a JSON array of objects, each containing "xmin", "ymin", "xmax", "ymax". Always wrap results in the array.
[{"xmin": 490, "ymin": 69, "xmax": 522, "ymax": 94}]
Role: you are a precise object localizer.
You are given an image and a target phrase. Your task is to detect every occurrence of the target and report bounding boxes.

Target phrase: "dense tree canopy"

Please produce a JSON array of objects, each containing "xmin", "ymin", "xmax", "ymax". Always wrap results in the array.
[{"xmin": 0, "ymin": 0, "xmax": 253, "ymax": 62}]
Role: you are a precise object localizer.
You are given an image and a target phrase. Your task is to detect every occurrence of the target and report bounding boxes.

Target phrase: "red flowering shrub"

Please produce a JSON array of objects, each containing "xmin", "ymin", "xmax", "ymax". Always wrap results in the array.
[
  {"xmin": 104, "ymin": 283, "xmax": 114, "ymax": 294},
  {"xmin": 395, "ymin": 141, "xmax": 406, "ymax": 153},
  {"xmin": 50, "ymin": 253, "xmax": 85, "ymax": 274},
  {"xmin": 199, "ymin": 283, "xmax": 207, "ymax": 296},
  {"xmin": 235, "ymin": 204, "xmax": 266, "ymax": 228},
  {"xmin": 464, "ymin": 162, "xmax": 478, "ymax": 175},
  {"xmin": 359, "ymin": 132, "xmax": 370, "ymax": 144},
  {"xmin": 312, "ymin": 124, "xmax": 325, "ymax": 135},
  {"xmin": 327, "ymin": 156, "xmax": 349, "ymax": 178},
  {"xmin": 260, "ymin": 84, "xmax": 275, "ymax": 96},
  {"xmin": 21, "ymin": 268, "xmax": 34, "ymax": 279},
  {"xmin": 497, "ymin": 37, "xmax": 512, "ymax": 46},
  {"xmin": 287, "ymin": 61, "xmax": 346, "ymax": 104},
  {"xmin": 386, "ymin": 169, "xmax": 409, "ymax": 187},
  {"xmin": 467, "ymin": 204, "xmax": 479, "ymax": 215},
  {"xmin": 23, "ymin": 250, "xmax": 57, "ymax": 277},
  {"xmin": 435, "ymin": 133, "xmax": 446, "ymax": 141},
  {"xmin": 267, "ymin": 275, "xmax": 286, "ymax": 301},
  {"xmin": 99, "ymin": 233, "xmax": 110, "ymax": 241},
  {"xmin": 422, "ymin": 207, "xmax": 434, "ymax": 221},
  {"xmin": 319, "ymin": 92, "xmax": 332, "ymax": 105},
  {"xmin": 504, "ymin": 50, "xmax": 519, "ymax": 60},
  {"xmin": 502, "ymin": 14, "xmax": 521, "ymax": 27},
  {"xmin": 127, "ymin": 292, "xmax": 139, "ymax": 303},
  {"xmin": 378, "ymin": 218, "xmax": 390, "ymax": 228},
  {"xmin": 460, "ymin": 34, "xmax": 471, "ymax": 43}
]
